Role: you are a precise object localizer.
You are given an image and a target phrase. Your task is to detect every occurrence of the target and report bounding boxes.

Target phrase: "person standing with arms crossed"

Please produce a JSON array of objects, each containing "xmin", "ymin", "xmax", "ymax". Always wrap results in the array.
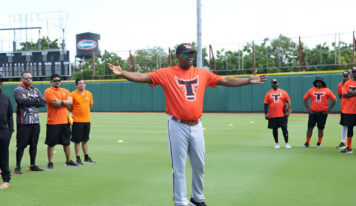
[
  {"xmin": 264, "ymin": 78, "xmax": 292, "ymax": 149},
  {"xmin": 13, "ymin": 71, "xmax": 46, "ymax": 174},
  {"xmin": 108, "ymin": 43, "xmax": 267, "ymax": 206},
  {"xmin": 70, "ymin": 78, "xmax": 95, "ymax": 165},
  {"xmin": 303, "ymin": 77, "xmax": 336, "ymax": 148},
  {"xmin": 0, "ymin": 73, "xmax": 14, "ymax": 189},
  {"xmin": 44, "ymin": 74, "xmax": 77, "ymax": 168},
  {"xmin": 336, "ymin": 71, "xmax": 350, "ymax": 149},
  {"xmin": 340, "ymin": 67, "xmax": 356, "ymax": 153}
]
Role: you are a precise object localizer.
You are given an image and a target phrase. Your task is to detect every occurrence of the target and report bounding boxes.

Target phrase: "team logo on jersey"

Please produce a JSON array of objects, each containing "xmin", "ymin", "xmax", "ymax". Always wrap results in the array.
[
  {"xmin": 313, "ymin": 92, "xmax": 325, "ymax": 103},
  {"xmin": 175, "ymin": 75, "xmax": 199, "ymax": 101},
  {"xmin": 348, "ymin": 86, "xmax": 356, "ymax": 92},
  {"xmin": 271, "ymin": 93, "xmax": 281, "ymax": 103}
]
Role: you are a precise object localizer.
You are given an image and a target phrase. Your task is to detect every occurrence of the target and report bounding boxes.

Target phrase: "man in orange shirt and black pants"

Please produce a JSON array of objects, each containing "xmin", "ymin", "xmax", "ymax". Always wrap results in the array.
[
  {"xmin": 44, "ymin": 74, "xmax": 77, "ymax": 168},
  {"xmin": 340, "ymin": 67, "xmax": 356, "ymax": 153},
  {"xmin": 336, "ymin": 71, "xmax": 350, "ymax": 149},
  {"xmin": 264, "ymin": 79, "xmax": 292, "ymax": 149},
  {"xmin": 303, "ymin": 77, "xmax": 336, "ymax": 148},
  {"xmin": 70, "ymin": 78, "xmax": 95, "ymax": 165}
]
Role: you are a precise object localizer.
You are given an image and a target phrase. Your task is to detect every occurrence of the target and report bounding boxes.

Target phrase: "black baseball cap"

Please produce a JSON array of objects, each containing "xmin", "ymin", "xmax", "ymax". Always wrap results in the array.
[
  {"xmin": 343, "ymin": 71, "xmax": 350, "ymax": 76},
  {"xmin": 313, "ymin": 77, "xmax": 326, "ymax": 87},
  {"xmin": 176, "ymin": 43, "xmax": 196, "ymax": 55},
  {"xmin": 271, "ymin": 78, "xmax": 278, "ymax": 83}
]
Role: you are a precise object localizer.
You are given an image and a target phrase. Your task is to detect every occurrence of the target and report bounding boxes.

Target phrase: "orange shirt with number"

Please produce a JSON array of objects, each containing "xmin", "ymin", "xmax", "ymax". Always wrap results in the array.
[
  {"xmin": 342, "ymin": 79, "xmax": 356, "ymax": 114},
  {"xmin": 304, "ymin": 87, "xmax": 336, "ymax": 112},
  {"xmin": 44, "ymin": 86, "xmax": 71, "ymax": 125},
  {"xmin": 149, "ymin": 66, "xmax": 222, "ymax": 121},
  {"xmin": 71, "ymin": 90, "xmax": 93, "ymax": 122},
  {"xmin": 264, "ymin": 89, "xmax": 290, "ymax": 118}
]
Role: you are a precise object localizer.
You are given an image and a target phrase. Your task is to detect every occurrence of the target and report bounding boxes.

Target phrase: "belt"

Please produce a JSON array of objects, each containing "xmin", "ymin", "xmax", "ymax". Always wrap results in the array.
[{"xmin": 172, "ymin": 116, "xmax": 199, "ymax": 126}]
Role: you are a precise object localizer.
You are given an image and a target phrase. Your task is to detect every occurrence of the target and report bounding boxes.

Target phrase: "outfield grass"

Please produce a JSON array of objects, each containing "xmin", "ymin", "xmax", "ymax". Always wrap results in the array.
[{"xmin": 1, "ymin": 113, "xmax": 356, "ymax": 206}]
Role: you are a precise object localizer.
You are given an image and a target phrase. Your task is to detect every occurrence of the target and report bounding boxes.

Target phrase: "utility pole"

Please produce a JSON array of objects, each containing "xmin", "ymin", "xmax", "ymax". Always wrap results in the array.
[{"xmin": 197, "ymin": 0, "xmax": 203, "ymax": 68}]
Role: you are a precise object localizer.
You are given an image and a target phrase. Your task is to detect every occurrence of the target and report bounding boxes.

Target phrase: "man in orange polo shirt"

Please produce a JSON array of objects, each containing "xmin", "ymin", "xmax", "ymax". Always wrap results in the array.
[
  {"xmin": 70, "ymin": 78, "xmax": 95, "ymax": 165},
  {"xmin": 44, "ymin": 74, "xmax": 77, "ymax": 168},
  {"xmin": 264, "ymin": 79, "xmax": 292, "ymax": 149},
  {"xmin": 108, "ymin": 43, "xmax": 267, "ymax": 206},
  {"xmin": 340, "ymin": 67, "xmax": 356, "ymax": 153},
  {"xmin": 303, "ymin": 77, "xmax": 336, "ymax": 148}
]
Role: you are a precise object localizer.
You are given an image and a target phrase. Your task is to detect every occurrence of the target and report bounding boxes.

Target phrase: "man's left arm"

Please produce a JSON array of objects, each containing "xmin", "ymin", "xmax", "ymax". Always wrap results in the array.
[
  {"xmin": 34, "ymin": 89, "xmax": 46, "ymax": 107},
  {"xmin": 325, "ymin": 91, "xmax": 337, "ymax": 114},
  {"xmin": 217, "ymin": 70, "xmax": 267, "ymax": 87}
]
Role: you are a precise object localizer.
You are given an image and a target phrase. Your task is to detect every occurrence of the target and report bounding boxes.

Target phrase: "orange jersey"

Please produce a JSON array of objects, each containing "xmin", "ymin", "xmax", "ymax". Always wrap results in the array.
[
  {"xmin": 44, "ymin": 86, "xmax": 71, "ymax": 125},
  {"xmin": 337, "ymin": 81, "xmax": 346, "ymax": 111},
  {"xmin": 264, "ymin": 89, "xmax": 290, "ymax": 118},
  {"xmin": 304, "ymin": 87, "xmax": 336, "ymax": 112},
  {"xmin": 149, "ymin": 66, "xmax": 222, "ymax": 121},
  {"xmin": 71, "ymin": 90, "xmax": 93, "ymax": 122},
  {"xmin": 342, "ymin": 79, "xmax": 356, "ymax": 114}
]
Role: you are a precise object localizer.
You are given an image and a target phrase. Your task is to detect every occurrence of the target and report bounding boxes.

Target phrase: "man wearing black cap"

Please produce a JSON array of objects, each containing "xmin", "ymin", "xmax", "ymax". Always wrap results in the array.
[
  {"xmin": 0, "ymin": 73, "xmax": 14, "ymax": 189},
  {"xmin": 264, "ymin": 78, "xmax": 291, "ymax": 149},
  {"xmin": 336, "ymin": 71, "xmax": 350, "ymax": 149},
  {"xmin": 108, "ymin": 43, "xmax": 267, "ymax": 206},
  {"xmin": 340, "ymin": 67, "xmax": 356, "ymax": 153},
  {"xmin": 303, "ymin": 77, "xmax": 336, "ymax": 148}
]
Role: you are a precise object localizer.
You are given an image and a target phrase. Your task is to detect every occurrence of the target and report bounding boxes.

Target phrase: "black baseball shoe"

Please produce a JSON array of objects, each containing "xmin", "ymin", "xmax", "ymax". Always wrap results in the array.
[
  {"xmin": 29, "ymin": 165, "xmax": 44, "ymax": 172},
  {"xmin": 316, "ymin": 142, "xmax": 322, "ymax": 148},
  {"xmin": 76, "ymin": 158, "xmax": 84, "ymax": 165},
  {"xmin": 65, "ymin": 160, "xmax": 78, "ymax": 166},
  {"xmin": 84, "ymin": 157, "xmax": 96, "ymax": 164},
  {"xmin": 47, "ymin": 162, "xmax": 54, "ymax": 169},
  {"xmin": 14, "ymin": 167, "xmax": 22, "ymax": 174},
  {"xmin": 341, "ymin": 147, "xmax": 353, "ymax": 153},
  {"xmin": 337, "ymin": 142, "xmax": 346, "ymax": 149},
  {"xmin": 302, "ymin": 142, "xmax": 310, "ymax": 148},
  {"xmin": 189, "ymin": 198, "xmax": 207, "ymax": 206}
]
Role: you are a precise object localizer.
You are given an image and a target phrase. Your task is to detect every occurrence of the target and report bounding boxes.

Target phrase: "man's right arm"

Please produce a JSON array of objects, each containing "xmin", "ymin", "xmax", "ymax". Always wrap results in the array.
[
  {"xmin": 108, "ymin": 60, "xmax": 152, "ymax": 83},
  {"xmin": 14, "ymin": 88, "xmax": 39, "ymax": 106}
]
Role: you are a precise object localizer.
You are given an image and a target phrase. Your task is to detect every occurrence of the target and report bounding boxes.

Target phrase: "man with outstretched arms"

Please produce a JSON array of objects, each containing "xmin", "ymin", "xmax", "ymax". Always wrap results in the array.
[
  {"xmin": 44, "ymin": 74, "xmax": 77, "ymax": 168},
  {"xmin": 108, "ymin": 43, "xmax": 267, "ymax": 206},
  {"xmin": 336, "ymin": 71, "xmax": 350, "ymax": 149},
  {"xmin": 264, "ymin": 78, "xmax": 292, "ymax": 149},
  {"xmin": 303, "ymin": 77, "xmax": 336, "ymax": 148},
  {"xmin": 340, "ymin": 67, "xmax": 356, "ymax": 153},
  {"xmin": 13, "ymin": 71, "xmax": 46, "ymax": 174}
]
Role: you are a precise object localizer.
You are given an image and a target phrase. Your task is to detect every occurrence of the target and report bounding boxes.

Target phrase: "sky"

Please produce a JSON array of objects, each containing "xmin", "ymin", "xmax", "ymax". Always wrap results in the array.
[{"xmin": 0, "ymin": 0, "xmax": 355, "ymax": 60}]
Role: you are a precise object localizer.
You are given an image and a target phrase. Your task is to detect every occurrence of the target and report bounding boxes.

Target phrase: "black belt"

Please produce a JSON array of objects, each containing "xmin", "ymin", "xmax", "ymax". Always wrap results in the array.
[{"xmin": 172, "ymin": 116, "xmax": 199, "ymax": 126}]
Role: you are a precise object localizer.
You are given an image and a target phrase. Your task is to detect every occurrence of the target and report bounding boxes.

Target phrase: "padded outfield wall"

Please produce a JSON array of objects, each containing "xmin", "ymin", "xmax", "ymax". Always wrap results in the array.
[{"xmin": 1, "ymin": 70, "xmax": 345, "ymax": 113}]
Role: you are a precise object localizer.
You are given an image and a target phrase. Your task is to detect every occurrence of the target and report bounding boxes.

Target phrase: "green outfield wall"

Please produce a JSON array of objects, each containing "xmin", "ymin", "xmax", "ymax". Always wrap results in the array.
[{"xmin": 2, "ymin": 70, "xmax": 345, "ymax": 113}]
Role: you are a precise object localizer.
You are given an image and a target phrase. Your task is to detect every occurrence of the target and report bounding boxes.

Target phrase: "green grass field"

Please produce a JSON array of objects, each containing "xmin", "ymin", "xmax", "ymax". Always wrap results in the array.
[{"xmin": 1, "ymin": 113, "xmax": 356, "ymax": 206}]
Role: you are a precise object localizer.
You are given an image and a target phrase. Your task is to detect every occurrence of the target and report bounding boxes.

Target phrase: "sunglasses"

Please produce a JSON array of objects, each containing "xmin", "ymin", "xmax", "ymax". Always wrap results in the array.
[
  {"xmin": 52, "ymin": 79, "xmax": 61, "ymax": 83},
  {"xmin": 23, "ymin": 77, "xmax": 32, "ymax": 80},
  {"xmin": 182, "ymin": 53, "xmax": 195, "ymax": 59}
]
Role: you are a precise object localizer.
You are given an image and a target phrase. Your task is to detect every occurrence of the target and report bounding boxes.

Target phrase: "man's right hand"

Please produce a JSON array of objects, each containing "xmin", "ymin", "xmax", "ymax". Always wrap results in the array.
[
  {"xmin": 265, "ymin": 114, "xmax": 269, "ymax": 120},
  {"xmin": 107, "ymin": 60, "xmax": 123, "ymax": 76},
  {"xmin": 307, "ymin": 108, "xmax": 314, "ymax": 114}
]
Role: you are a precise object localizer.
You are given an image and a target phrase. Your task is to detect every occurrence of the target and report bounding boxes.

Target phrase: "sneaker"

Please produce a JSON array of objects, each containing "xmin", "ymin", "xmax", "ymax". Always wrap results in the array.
[
  {"xmin": 76, "ymin": 159, "xmax": 83, "ymax": 165},
  {"xmin": 189, "ymin": 198, "xmax": 207, "ymax": 206},
  {"xmin": 341, "ymin": 147, "xmax": 353, "ymax": 153},
  {"xmin": 316, "ymin": 142, "xmax": 322, "ymax": 148},
  {"xmin": 65, "ymin": 160, "xmax": 78, "ymax": 166},
  {"xmin": 337, "ymin": 142, "xmax": 346, "ymax": 149},
  {"xmin": 29, "ymin": 165, "xmax": 44, "ymax": 172},
  {"xmin": 47, "ymin": 162, "xmax": 54, "ymax": 169},
  {"xmin": 285, "ymin": 143, "xmax": 292, "ymax": 149},
  {"xmin": 274, "ymin": 143, "xmax": 280, "ymax": 149},
  {"xmin": 14, "ymin": 167, "xmax": 22, "ymax": 174},
  {"xmin": 303, "ymin": 142, "xmax": 310, "ymax": 148},
  {"xmin": 84, "ymin": 157, "xmax": 96, "ymax": 163}
]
